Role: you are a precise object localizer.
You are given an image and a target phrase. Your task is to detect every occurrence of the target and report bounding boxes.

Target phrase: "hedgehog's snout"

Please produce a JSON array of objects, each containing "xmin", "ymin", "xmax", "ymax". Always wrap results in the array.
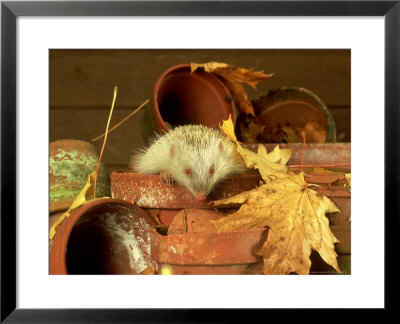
[{"xmin": 195, "ymin": 192, "xmax": 207, "ymax": 202}]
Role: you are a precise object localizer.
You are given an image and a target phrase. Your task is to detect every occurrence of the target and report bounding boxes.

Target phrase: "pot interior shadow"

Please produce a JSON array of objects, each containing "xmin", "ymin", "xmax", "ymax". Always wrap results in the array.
[{"xmin": 65, "ymin": 204, "xmax": 153, "ymax": 275}]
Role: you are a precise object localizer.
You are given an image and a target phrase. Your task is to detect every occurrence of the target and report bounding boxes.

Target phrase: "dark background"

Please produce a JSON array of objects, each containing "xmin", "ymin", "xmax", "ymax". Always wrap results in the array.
[{"xmin": 49, "ymin": 49, "xmax": 351, "ymax": 174}]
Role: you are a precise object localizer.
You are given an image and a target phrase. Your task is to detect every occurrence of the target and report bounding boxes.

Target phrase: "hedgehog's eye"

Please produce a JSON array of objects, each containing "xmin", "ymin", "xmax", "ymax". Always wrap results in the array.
[
  {"xmin": 209, "ymin": 167, "xmax": 215, "ymax": 176},
  {"xmin": 185, "ymin": 168, "xmax": 192, "ymax": 177}
]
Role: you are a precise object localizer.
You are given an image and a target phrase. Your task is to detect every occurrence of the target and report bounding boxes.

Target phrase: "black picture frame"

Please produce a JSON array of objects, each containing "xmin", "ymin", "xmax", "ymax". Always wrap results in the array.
[{"xmin": 1, "ymin": 0, "xmax": 398, "ymax": 322}]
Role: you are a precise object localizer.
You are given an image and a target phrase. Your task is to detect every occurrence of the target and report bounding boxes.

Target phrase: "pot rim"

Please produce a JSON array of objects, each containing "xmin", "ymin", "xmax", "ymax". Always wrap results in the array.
[{"xmin": 150, "ymin": 226, "xmax": 269, "ymax": 265}]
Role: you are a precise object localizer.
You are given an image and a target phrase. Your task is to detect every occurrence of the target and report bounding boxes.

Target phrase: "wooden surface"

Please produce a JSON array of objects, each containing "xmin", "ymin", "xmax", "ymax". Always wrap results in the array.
[{"xmin": 49, "ymin": 49, "xmax": 351, "ymax": 173}]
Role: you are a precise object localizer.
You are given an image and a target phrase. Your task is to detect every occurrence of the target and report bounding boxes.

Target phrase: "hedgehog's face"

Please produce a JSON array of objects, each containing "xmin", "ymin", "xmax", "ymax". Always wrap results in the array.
[{"xmin": 168, "ymin": 142, "xmax": 231, "ymax": 202}]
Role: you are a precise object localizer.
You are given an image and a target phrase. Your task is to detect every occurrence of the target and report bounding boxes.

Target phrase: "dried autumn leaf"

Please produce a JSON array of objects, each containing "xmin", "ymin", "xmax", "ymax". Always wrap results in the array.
[
  {"xmin": 191, "ymin": 62, "xmax": 273, "ymax": 116},
  {"xmin": 247, "ymin": 120, "xmax": 265, "ymax": 135},
  {"xmin": 258, "ymin": 144, "xmax": 292, "ymax": 167},
  {"xmin": 281, "ymin": 125, "xmax": 304, "ymax": 143},
  {"xmin": 308, "ymin": 168, "xmax": 352, "ymax": 188},
  {"xmin": 220, "ymin": 117, "xmax": 292, "ymax": 181},
  {"xmin": 226, "ymin": 80, "xmax": 255, "ymax": 116},
  {"xmin": 49, "ymin": 172, "xmax": 108, "ymax": 240},
  {"xmin": 211, "ymin": 172, "xmax": 341, "ymax": 274},
  {"xmin": 240, "ymin": 120, "xmax": 266, "ymax": 143},
  {"xmin": 256, "ymin": 124, "xmax": 303, "ymax": 143},
  {"xmin": 312, "ymin": 167, "xmax": 338, "ymax": 174},
  {"xmin": 191, "ymin": 61, "xmax": 272, "ymax": 88},
  {"xmin": 345, "ymin": 173, "xmax": 351, "ymax": 186},
  {"xmin": 190, "ymin": 61, "xmax": 229, "ymax": 73}
]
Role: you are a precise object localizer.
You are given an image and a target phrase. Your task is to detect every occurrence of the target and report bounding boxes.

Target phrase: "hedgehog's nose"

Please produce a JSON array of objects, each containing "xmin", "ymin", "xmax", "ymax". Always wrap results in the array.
[{"xmin": 196, "ymin": 193, "xmax": 207, "ymax": 202}]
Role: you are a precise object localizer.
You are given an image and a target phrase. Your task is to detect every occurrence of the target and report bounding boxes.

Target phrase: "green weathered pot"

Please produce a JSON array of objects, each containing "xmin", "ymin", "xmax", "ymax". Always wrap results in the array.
[{"xmin": 49, "ymin": 139, "xmax": 111, "ymax": 213}]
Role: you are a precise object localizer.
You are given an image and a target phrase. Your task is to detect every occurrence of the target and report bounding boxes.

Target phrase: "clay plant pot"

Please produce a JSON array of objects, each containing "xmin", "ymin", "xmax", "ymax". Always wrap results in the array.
[
  {"xmin": 150, "ymin": 209, "xmax": 269, "ymax": 275},
  {"xmin": 252, "ymin": 143, "xmax": 350, "ymax": 167},
  {"xmin": 141, "ymin": 64, "xmax": 236, "ymax": 142},
  {"xmin": 110, "ymin": 170, "xmax": 265, "ymax": 207},
  {"xmin": 49, "ymin": 199, "xmax": 158, "ymax": 274},
  {"xmin": 50, "ymin": 139, "xmax": 110, "ymax": 213},
  {"xmin": 251, "ymin": 87, "xmax": 336, "ymax": 143}
]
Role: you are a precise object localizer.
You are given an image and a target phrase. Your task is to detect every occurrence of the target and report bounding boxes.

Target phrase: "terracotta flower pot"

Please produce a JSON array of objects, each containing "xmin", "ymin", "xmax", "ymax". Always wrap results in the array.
[
  {"xmin": 257, "ymin": 143, "xmax": 350, "ymax": 166},
  {"xmin": 251, "ymin": 87, "xmax": 336, "ymax": 143},
  {"xmin": 49, "ymin": 199, "xmax": 157, "ymax": 274},
  {"xmin": 141, "ymin": 64, "xmax": 236, "ymax": 142},
  {"xmin": 49, "ymin": 139, "xmax": 110, "ymax": 213},
  {"xmin": 150, "ymin": 209, "xmax": 269, "ymax": 275}
]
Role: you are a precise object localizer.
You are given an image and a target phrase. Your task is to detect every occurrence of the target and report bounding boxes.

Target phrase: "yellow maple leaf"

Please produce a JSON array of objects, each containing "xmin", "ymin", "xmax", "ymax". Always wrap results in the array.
[
  {"xmin": 49, "ymin": 172, "xmax": 109, "ymax": 240},
  {"xmin": 211, "ymin": 172, "xmax": 341, "ymax": 274},
  {"xmin": 220, "ymin": 117, "xmax": 292, "ymax": 181},
  {"xmin": 191, "ymin": 62, "xmax": 273, "ymax": 116},
  {"xmin": 190, "ymin": 62, "xmax": 229, "ymax": 73}
]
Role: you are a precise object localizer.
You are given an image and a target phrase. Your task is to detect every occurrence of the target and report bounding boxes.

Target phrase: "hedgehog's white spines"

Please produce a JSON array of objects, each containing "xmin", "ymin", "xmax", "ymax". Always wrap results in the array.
[{"xmin": 129, "ymin": 124, "xmax": 247, "ymax": 196}]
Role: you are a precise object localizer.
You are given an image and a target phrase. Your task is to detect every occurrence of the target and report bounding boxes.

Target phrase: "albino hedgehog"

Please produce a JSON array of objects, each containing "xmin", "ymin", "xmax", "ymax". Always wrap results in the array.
[{"xmin": 129, "ymin": 124, "xmax": 247, "ymax": 201}]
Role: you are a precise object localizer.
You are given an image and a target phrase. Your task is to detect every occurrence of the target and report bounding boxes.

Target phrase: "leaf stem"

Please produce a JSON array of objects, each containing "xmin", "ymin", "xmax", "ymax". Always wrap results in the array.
[
  {"xmin": 91, "ymin": 99, "xmax": 149, "ymax": 142},
  {"xmin": 94, "ymin": 86, "xmax": 118, "ymax": 199}
]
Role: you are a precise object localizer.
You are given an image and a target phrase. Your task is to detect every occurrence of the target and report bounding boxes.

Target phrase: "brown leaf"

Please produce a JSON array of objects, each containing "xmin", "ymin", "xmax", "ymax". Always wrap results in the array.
[
  {"xmin": 224, "ymin": 79, "xmax": 255, "ymax": 116},
  {"xmin": 239, "ymin": 119, "xmax": 266, "ymax": 144},
  {"xmin": 213, "ymin": 66, "xmax": 272, "ymax": 90},
  {"xmin": 191, "ymin": 62, "xmax": 273, "ymax": 116}
]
